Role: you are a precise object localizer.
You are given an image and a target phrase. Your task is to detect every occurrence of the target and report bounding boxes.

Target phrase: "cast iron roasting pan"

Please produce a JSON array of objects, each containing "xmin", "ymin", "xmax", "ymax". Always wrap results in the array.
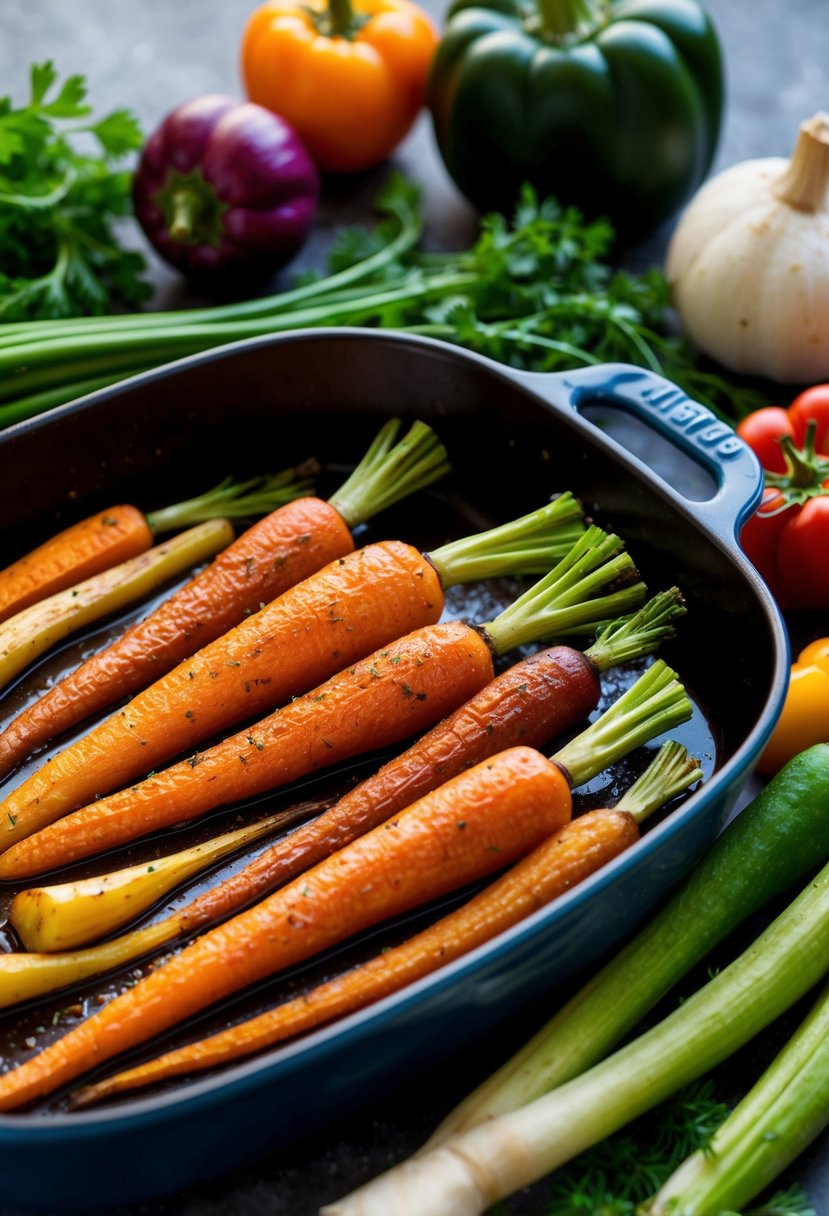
[{"xmin": 0, "ymin": 330, "xmax": 788, "ymax": 1211}]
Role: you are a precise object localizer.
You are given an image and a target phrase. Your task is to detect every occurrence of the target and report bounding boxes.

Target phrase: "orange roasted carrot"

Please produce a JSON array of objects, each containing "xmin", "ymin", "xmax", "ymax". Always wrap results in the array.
[
  {"xmin": 0, "ymin": 506, "xmax": 152, "ymax": 625},
  {"xmin": 0, "ymin": 462, "xmax": 318, "ymax": 629},
  {"xmin": 0, "ymin": 419, "xmax": 449, "ymax": 780},
  {"xmin": 69, "ymin": 740, "xmax": 702, "ymax": 1109},
  {"xmin": 76, "ymin": 814, "xmax": 641, "ymax": 1104},
  {"xmin": 0, "ymin": 497, "xmax": 350, "ymax": 779},
  {"xmin": 0, "ymin": 529, "xmax": 646, "ymax": 877},
  {"xmin": 0, "ymin": 602, "xmax": 687, "ymax": 1008},
  {"xmin": 0, "ymin": 494, "xmax": 586, "ymax": 850},
  {"xmin": 0, "ymin": 541, "xmax": 444, "ymax": 852},
  {"xmin": 174, "ymin": 590, "xmax": 683, "ymax": 938},
  {"xmin": 0, "ymin": 746, "xmax": 573, "ymax": 1111}
]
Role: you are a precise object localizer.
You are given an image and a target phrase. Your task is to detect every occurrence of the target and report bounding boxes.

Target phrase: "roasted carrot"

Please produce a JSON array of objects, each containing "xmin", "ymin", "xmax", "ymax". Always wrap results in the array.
[
  {"xmin": 0, "ymin": 528, "xmax": 645, "ymax": 877},
  {"xmin": 0, "ymin": 420, "xmax": 449, "ymax": 780},
  {"xmin": 0, "ymin": 596, "xmax": 683, "ymax": 1006},
  {"xmin": 72, "ymin": 742, "xmax": 701, "ymax": 1106},
  {"xmin": 0, "ymin": 506, "xmax": 152, "ymax": 626},
  {"xmin": 8, "ymin": 593, "xmax": 675, "ymax": 953},
  {"xmin": 0, "ymin": 496, "xmax": 585, "ymax": 850},
  {"xmin": 169, "ymin": 589, "xmax": 685, "ymax": 936},
  {"xmin": 8, "ymin": 804, "xmax": 317, "ymax": 953},
  {"xmin": 0, "ymin": 463, "xmax": 316, "ymax": 628},
  {"xmin": 0, "ymin": 746, "xmax": 574, "ymax": 1111},
  {"xmin": 0, "ymin": 520, "xmax": 233, "ymax": 695}
]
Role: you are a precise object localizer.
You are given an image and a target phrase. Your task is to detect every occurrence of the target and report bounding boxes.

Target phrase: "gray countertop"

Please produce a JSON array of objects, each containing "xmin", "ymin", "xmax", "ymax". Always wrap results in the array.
[{"xmin": 0, "ymin": 2, "xmax": 827, "ymax": 1213}]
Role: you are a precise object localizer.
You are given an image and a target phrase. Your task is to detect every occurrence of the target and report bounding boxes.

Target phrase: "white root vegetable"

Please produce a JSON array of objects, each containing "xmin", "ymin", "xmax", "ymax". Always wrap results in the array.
[{"xmin": 667, "ymin": 112, "xmax": 829, "ymax": 382}]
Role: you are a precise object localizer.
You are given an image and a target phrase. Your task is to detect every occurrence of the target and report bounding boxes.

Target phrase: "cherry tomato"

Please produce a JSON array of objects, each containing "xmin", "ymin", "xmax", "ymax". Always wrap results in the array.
[
  {"xmin": 736, "ymin": 407, "xmax": 794, "ymax": 474},
  {"xmin": 738, "ymin": 487, "xmax": 793, "ymax": 605},
  {"xmin": 737, "ymin": 394, "xmax": 829, "ymax": 608},
  {"xmin": 787, "ymin": 384, "xmax": 829, "ymax": 453},
  {"xmin": 776, "ymin": 495, "xmax": 829, "ymax": 607}
]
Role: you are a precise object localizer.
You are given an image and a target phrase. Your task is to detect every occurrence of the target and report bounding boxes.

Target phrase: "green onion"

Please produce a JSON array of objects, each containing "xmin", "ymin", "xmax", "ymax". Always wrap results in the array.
[
  {"xmin": 322, "ymin": 861, "xmax": 829, "ymax": 1215},
  {"xmin": 647, "ymin": 980, "xmax": 829, "ymax": 1216}
]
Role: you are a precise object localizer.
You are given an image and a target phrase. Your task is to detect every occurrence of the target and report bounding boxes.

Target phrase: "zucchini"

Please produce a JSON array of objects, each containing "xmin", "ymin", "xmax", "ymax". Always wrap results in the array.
[{"xmin": 432, "ymin": 743, "xmax": 829, "ymax": 1141}]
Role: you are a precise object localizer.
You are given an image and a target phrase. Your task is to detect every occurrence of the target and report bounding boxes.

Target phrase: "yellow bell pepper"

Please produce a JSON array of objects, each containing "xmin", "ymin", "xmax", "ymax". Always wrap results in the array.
[{"xmin": 758, "ymin": 639, "xmax": 829, "ymax": 774}]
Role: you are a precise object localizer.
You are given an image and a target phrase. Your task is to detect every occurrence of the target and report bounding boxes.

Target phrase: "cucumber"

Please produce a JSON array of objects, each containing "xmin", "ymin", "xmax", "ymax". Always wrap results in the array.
[{"xmin": 431, "ymin": 743, "xmax": 829, "ymax": 1141}]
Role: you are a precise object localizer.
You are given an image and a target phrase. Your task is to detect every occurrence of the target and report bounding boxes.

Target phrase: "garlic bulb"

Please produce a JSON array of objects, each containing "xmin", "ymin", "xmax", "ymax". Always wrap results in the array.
[{"xmin": 667, "ymin": 113, "xmax": 829, "ymax": 383}]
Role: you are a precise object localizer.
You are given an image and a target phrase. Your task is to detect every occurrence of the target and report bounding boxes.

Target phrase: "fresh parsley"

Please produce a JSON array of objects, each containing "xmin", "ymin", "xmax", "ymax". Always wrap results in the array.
[{"xmin": 0, "ymin": 61, "xmax": 149, "ymax": 321}]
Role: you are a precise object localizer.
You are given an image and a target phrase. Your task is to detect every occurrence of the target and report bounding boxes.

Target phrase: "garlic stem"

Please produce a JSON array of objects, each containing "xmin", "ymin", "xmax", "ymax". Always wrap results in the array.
[{"xmin": 773, "ymin": 112, "xmax": 829, "ymax": 212}]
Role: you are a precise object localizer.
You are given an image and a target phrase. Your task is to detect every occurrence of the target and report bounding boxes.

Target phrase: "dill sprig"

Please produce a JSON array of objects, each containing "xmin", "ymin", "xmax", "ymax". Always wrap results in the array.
[{"xmin": 489, "ymin": 1083, "xmax": 814, "ymax": 1216}]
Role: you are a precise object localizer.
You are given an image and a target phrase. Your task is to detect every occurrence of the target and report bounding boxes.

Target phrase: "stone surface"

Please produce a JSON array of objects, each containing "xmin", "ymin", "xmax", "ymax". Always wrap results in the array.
[{"xmin": 0, "ymin": 2, "xmax": 827, "ymax": 1214}]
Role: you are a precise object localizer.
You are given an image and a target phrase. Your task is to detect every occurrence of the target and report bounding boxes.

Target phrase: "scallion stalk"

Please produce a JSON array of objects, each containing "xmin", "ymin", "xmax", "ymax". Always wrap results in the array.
[
  {"xmin": 647, "ymin": 980, "xmax": 829, "ymax": 1216},
  {"xmin": 322, "ymin": 862, "xmax": 829, "ymax": 1216}
]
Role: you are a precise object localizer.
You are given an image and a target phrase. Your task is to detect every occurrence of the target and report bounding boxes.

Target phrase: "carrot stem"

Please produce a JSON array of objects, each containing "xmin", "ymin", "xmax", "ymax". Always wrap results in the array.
[
  {"xmin": 583, "ymin": 587, "xmax": 685, "ymax": 671},
  {"xmin": 428, "ymin": 493, "xmax": 586, "ymax": 584},
  {"xmin": 326, "ymin": 419, "xmax": 450, "ymax": 528},
  {"xmin": 144, "ymin": 460, "xmax": 319, "ymax": 534},
  {"xmin": 554, "ymin": 660, "xmax": 692, "ymax": 789},
  {"xmin": 483, "ymin": 526, "xmax": 645, "ymax": 655},
  {"xmin": 615, "ymin": 740, "xmax": 703, "ymax": 826}
]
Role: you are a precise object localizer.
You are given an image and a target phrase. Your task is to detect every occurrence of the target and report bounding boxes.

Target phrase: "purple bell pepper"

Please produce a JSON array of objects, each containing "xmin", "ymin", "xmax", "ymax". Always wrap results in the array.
[{"xmin": 133, "ymin": 95, "xmax": 319, "ymax": 278}]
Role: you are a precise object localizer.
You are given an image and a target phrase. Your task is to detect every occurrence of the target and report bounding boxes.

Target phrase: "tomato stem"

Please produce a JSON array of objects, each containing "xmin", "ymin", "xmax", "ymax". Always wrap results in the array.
[{"xmin": 765, "ymin": 420, "xmax": 829, "ymax": 505}]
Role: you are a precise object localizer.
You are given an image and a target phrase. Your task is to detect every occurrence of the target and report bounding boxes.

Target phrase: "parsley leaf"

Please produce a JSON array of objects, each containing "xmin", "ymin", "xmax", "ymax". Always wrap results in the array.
[{"xmin": 0, "ymin": 61, "xmax": 149, "ymax": 321}]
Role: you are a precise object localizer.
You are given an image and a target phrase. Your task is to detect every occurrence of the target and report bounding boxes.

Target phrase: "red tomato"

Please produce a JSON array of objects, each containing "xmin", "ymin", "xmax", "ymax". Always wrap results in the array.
[
  {"xmin": 739, "ymin": 488, "xmax": 794, "ymax": 606},
  {"xmin": 776, "ymin": 494, "xmax": 829, "ymax": 607},
  {"xmin": 736, "ymin": 407, "xmax": 794, "ymax": 473},
  {"xmin": 787, "ymin": 385, "xmax": 829, "ymax": 453}
]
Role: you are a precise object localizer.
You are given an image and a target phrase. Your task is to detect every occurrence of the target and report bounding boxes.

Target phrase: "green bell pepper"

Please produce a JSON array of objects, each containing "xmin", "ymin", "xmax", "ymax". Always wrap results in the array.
[{"xmin": 427, "ymin": 0, "xmax": 724, "ymax": 238}]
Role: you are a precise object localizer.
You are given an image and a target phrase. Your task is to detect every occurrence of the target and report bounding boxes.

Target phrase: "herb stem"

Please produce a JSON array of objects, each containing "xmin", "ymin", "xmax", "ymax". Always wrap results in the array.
[
  {"xmin": 145, "ymin": 462, "xmax": 319, "ymax": 534},
  {"xmin": 615, "ymin": 740, "xmax": 702, "ymax": 826}
]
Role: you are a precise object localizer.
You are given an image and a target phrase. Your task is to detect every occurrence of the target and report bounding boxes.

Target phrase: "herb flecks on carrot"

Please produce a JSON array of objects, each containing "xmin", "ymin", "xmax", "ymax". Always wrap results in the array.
[
  {"xmin": 0, "ymin": 746, "xmax": 572, "ymax": 1110},
  {"xmin": 0, "ymin": 461, "xmax": 318, "ymax": 628},
  {"xmin": 0, "ymin": 419, "xmax": 444, "ymax": 781},
  {"xmin": 0, "ymin": 540, "xmax": 446, "ymax": 852},
  {"xmin": 70, "ymin": 738, "xmax": 700, "ymax": 1108},
  {"xmin": 0, "ymin": 505, "xmax": 152, "ymax": 626},
  {"xmin": 0, "ymin": 595, "xmax": 687, "ymax": 1007},
  {"xmin": 0, "ymin": 507, "xmax": 626, "ymax": 847},
  {"xmin": 0, "ymin": 520, "xmax": 233, "ymax": 695},
  {"xmin": 0, "ymin": 621, "xmax": 494, "ymax": 878},
  {"xmin": 0, "ymin": 495, "xmax": 355, "ymax": 782}
]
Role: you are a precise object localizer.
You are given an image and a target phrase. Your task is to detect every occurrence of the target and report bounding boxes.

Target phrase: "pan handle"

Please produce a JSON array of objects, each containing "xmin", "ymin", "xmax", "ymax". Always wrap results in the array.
[{"xmin": 516, "ymin": 363, "xmax": 764, "ymax": 547}]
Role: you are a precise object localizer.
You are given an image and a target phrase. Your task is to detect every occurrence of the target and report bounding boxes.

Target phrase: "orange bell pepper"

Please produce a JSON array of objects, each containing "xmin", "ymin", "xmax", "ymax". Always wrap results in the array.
[
  {"xmin": 241, "ymin": 0, "xmax": 438, "ymax": 173},
  {"xmin": 758, "ymin": 637, "xmax": 829, "ymax": 775}
]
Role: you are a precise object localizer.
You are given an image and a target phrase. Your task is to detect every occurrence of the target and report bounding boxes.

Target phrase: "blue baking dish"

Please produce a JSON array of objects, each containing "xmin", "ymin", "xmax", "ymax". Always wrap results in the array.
[{"xmin": 0, "ymin": 330, "xmax": 789, "ymax": 1211}]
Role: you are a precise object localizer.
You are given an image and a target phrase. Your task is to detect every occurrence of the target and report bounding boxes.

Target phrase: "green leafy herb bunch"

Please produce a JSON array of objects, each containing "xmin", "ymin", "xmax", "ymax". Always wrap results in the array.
[{"xmin": 0, "ymin": 61, "xmax": 150, "ymax": 321}]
